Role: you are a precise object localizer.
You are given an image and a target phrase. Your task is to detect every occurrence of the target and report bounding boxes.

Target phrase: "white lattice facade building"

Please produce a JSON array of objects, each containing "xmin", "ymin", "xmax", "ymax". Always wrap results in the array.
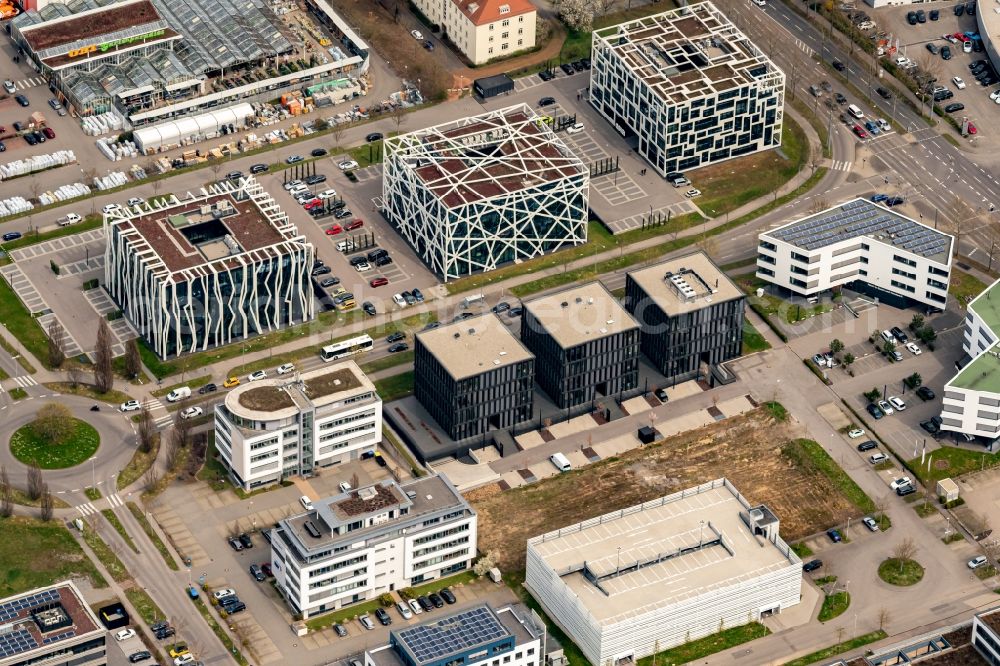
[
  {"xmin": 382, "ymin": 104, "xmax": 589, "ymax": 281},
  {"xmin": 104, "ymin": 177, "xmax": 315, "ymax": 358}
]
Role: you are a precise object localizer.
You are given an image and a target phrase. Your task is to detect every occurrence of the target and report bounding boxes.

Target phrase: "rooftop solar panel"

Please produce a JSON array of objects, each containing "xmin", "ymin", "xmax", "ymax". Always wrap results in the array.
[
  {"xmin": 397, "ymin": 606, "xmax": 510, "ymax": 665},
  {"xmin": 0, "ymin": 629, "xmax": 38, "ymax": 658},
  {"xmin": 0, "ymin": 590, "xmax": 60, "ymax": 622}
]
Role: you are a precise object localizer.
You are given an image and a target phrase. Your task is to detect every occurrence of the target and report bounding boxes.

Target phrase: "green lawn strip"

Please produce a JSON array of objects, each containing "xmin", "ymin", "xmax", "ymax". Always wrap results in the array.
[
  {"xmin": 783, "ymin": 631, "xmax": 887, "ymax": 666},
  {"xmin": 43, "ymin": 382, "xmax": 133, "ymax": 404},
  {"xmin": 635, "ymin": 623, "xmax": 770, "ymax": 666},
  {"xmin": 10, "ymin": 419, "xmax": 100, "ymax": 469},
  {"xmin": 977, "ymin": 565, "xmax": 998, "ymax": 580},
  {"xmin": 949, "ymin": 269, "xmax": 988, "ymax": 307},
  {"xmin": 0, "ymin": 364, "xmax": 7, "ymax": 381},
  {"xmin": 304, "ymin": 596, "xmax": 386, "ymax": 631},
  {"xmin": 117, "ymin": 439, "xmax": 159, "ymax": 491},
  {"xmin": 817, "ymin": 591, "xmax": 850, "ymax": 622},
  {"xmin": 878, "ymin": 558, "xmax": 924, "ymax": 586},
  {"xmin": 559, "ymin": 2, "xmax": 682, "ymax": 61},
  {"xmin": 360, "ymin": 349, "xmax": 414, "ymax": 374},
  {"xmin": 0, "ymin": 276, "xmax": 52, "ymax": 369},
  {"xmin": 8, "ymin": 486, "xmax": 70, "ymax": 508},
  {"xmin": 374, "ymin": 371, "xmax": 414, "ymax": 402},
  {"xmin": 111, "ymin": 355, "xmax": 151, "ymax": 385},
  {"xmin": 190, "ymin": 594, "xmax": 250, "ymax": 665},
  {"xmin": 788, "ymin": 94, "xmax": 831, "ymax": 158},
  {"xmin": 196, "ymin": 432, "xmax": 230, "ymax": 491},
  {"xmin": 0, "ymin": 215, "xmax": 102, "ymax": 252},
  {"xmin": 80, "ymin": 524, "xmax": 129, "ymax": 583},
  {"xmin": 123, "ymin": 586, "xmax": 164, "ymax": 626},
  {"xmin": 765, "ymin": 401, "xmax": 788, "ymax": 422},
  {"xmin": 383, "ymin": 426, "xmax": 425, "ymax": 478},
  {"xmin": 741, "ymin": 318, "xmax": 770, "ymax": 355},
  {"xmin": 0, "ymin": 516, "xmax": 107, "ymax": 595},
  {"xmin": 126, "ymin": 502, "xmax": 178, "ymax": 571},
  {"xmin": 791, "ymin": 542, "xmax": 814, "ymax": 558},
  {"xmin": 84, "ymin": 487, "xmax": 102, "ymax": 501},
  {"xmin": 0, "ymin": 330, "xmax": 35, "ymax": 374},
  {"xmin": 399, "ymin": 571, "xmax": 477, "ymax": 599},
  {"xmin": 151, "ymin": 375, "xmax": 212, "ymax": 397},
  {"xmin": 100, "ymin": 509, "xmax": 139, "ymax": 553},
  {"xmin": 782, "ymin": 439, "xmax": 876, "ymax": 513},
  {"xmin": 9, "ymin": 387, "xmax": 26, "ymax": 400},
  {"xmin": 907, "ymin": 446, "xmax": 1000, "ymax": 485}
]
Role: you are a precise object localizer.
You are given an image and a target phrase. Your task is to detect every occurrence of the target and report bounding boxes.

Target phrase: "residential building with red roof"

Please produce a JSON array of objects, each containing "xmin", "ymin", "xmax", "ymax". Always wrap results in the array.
[{"xmin": 412, "ymin": 0, "xmax": 536, "ymax": 64}]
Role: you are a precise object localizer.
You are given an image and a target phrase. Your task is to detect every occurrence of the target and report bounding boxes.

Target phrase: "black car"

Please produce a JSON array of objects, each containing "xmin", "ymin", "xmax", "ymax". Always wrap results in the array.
[
  {"xmin": 802, "ymin": 559, "xmax": 823, "ymax": 572},
  {"xmin": 151, "ymin": 621, "xmax": 169, "ymax": 633},
  {"xmin": 916, "ymin": 9, "xmax": 926, "ymax": 22},
  {"xmin": 222, "ymin": 601, "xmax": 246, "ymax": 614},
  {"xmin": 492, "ymin": 301, "xmax": 511, "ymax": 314},
  {"xmin": 885, "ymin": 196, "xmax": 904, "ymax": 207},
  {"xmin": 249, "ymin": 563, "xmax": 265, "ymax": 581},
  {"xmin": 955, "ymin": 2, "xmax": 965, "ymax": 15},
  {"xmin": 945, "ymin": 102, "xmax": 965, "ymax": 113},
  {"xmin": 367, "ymin": 248, "xmax": 388, "ymax": 262},
  {"xmin": 580, "ymin": 58, "xmax": 591, "ymax": 69},
  {"xmin": 930, "ymin": 9, "xmax": 939, "ymax": 19},
  {"xmin": 428, "ymin": 593, "xmax": 444, "ymax": 608},
  {"xmin": 387, "ymin": 332, "xmax": 405, "ymax": 343},
  {"xmin": 23, "ymin": 133, "xmax": 36, "ymax": 146},
  {"xmin": 417, "ymin": 596, "xmax": 434, "ymax": 612},
  {"xmin": 539, "ymin": 69, "xmax": 554, "ymax": 81},
  {"xmin": 890, "ymin": 326, "xmax": 908, "ymax": 342},
  {"xmin": 320, "ymin": 277, "xmax": 339, "ymax": 288},
  {"xmin": 412, "ymin": 288, "xmax": 425, "ymax": 302},
  {"xmin": 198, "ymin": 383, "xmax": 218, "ymax": 394},
  {"xmin": 2, "ymin": 231, "xmax": 22, "ymax": 241},
  {"xmin": 857, "ymin": 440, "xmax": 878, "ymax": 452},
  {"xmin": 250, "ymin": 163, "xmax": 269, "ymax": 174},
  {"xmin": 312, "ymin": 265, "xmax": 332, "ymax": 276},
  {"xmin": 31, "ymin": 131, "xmax": 44, "ymax": 144},
  {"xmin": 228, "ymin": 537, "xmax": 244, "ymax": 551},
  {"xmin": 876, "ymin": 87, "xmax": 892, "ymax": 100},
  {"xmin": 942, "ymin": 46, "xmax": 952, "ymax": 60},
  {"xmin": 388, "ymin": 342, "xmax": 409, "ymax": 353},
  {"xmin": 538, "ymin": 96, "xmax": 556, "ymax": 107},
  {"xmin": 866, "ymin": 403, "xmax": 884, "ymax": 420},
  {"xmin": 571, "ymin": 60, "xmax": 584, "ymax": 71},
  {"xmin": 832, "ymin": 60, "xmax": 846, "ymax": 71},
  {"xmin": 375, "ymin": 255, "xmax": 393, "ymax": 267},
  {"xmin": 129, "ymin": 651, "xmax": 152, "ymax": 663},
  {"xmin": 422, "ymin": 321, "xmax": 442, "ymax": 331},
  {"xmin": 559, "ymin": 63, "xmax": 575, "ymax": 75},
  {"xmin": 402, "ymin": 291, "xmax": 416, "ymax": 305},
  {"xmin": 834, "ymin": 92, "xmax": 847, "ymax": 104},
  {"xmin": 916, "ymin": 386, "xmax": 936, "ymax": 401},
  {"xmin": 362, "ymin": 301, "xmax": 376, "ymax": 316},
  {"xmin": 424, "ymin": 40, "xmax": 434, "ymax": 51},
  {"xmin": 440, "ymin": 588, "xmax": 456, "ymax": 604},
  {"xmin": 349, "ymin": 255, "xmax": 368, "ymax": 267},
  {"xmin": 0, "ymin": 141, "xmax": 5, "ymax": 152},
  {"xmin": 926, "ymin": 43, "xmax": 939, "ymax": 55},
  {"xmin": 14, "ymin": 94, "xmax": 28, "ymax": 107},
  {"xmin": 311, "ymin": 148, "xmax": 328, "ymax": 157},
  {"xmin": 334, "ymin": 624, "xmax": 348, "ymax": 637},
  {"xmin": 329, "ymin": 200, "xmax": 347, "ymax": 210},
  {"xmin": 239, "ymin": 533, "xmax": 253, "ymax": 549},
  {"xmin": 374, "ymin": 608, "xmax": 392, "ymax": 625},
  {"xmin": 227, "ymin": 171, "xmax": 244, "ymax": 181},
  {"xmin": 154, "ymin": 626, "xmax": 175, "ymax": 639},
  {"xmin": 906, "ymin": 10, "xmax": 917, "ymax": 24},
  {"xmin": 968, "ymin": 2, "xmax": 976, "ymax": 14},
  {"xmin": 933, "ymin": 90, "xmax": 954, "ymax": 101},
  {"xmin": 305, "ymin": 174, "xmax": 327, "ymax": 185},
  {"xmin": 366, "ymin": 132, "xmax": 383, "ymax": 142},
  {"xmin": 980, "ymin": 76, "xmax": 997, "ymax": 87},
  {"xmin": 920, "ymin": 420, "xmax": 940, "ymax": 435},
  {"xmin": 508, "ymin": 306, "xmax": 523, "ymax": 317},
  {"xmin": 896, "ymin": 484, "xmax": 917, "ymax": 497}
]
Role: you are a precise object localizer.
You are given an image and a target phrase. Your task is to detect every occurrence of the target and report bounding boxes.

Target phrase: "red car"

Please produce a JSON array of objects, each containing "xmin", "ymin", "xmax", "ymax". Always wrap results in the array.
[
  {"xmin": 42, "ymin": 127, "xmax": 55, "ymax": 139},
  {"xmin": 325, "ymin": 225, "xmax": 343, "ymax": 235},
  {"xmin": 346, "ymin": 219, "xmax": 364, "ymax": 231},
  {"xmin": 968, "ymin": 122, "xmax": 978, "ymax": 135},
  {"xmin": 852, "ymin": 124, "xmax": 868, "ymax": 138},
  {"xmin": 304, "ymin": 200, "xmax": 323, "ymax": 210},
  {"xmin": 369, "ymin": 276, "xmax": 388, "ymax": 287}
]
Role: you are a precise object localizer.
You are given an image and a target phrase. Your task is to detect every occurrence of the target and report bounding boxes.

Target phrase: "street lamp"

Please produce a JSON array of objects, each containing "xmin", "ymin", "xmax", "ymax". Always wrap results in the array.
[{"xmin": 89, "ymin": 456, "xmax": 97, "ymax": 492}]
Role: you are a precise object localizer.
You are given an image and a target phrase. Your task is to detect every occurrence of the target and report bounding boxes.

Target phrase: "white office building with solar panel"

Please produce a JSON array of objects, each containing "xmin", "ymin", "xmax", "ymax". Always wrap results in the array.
[
  {"xmin": 366, "ymin": 604, "xmax": 545, "ymax": 666},
  {"xmin": 525, "ymin": 479, "xmax": 802, "ymax": 666},
  {"xmin": 0, "ymin": 582, "xmax": 106, "ymax": 666},
  {"xmin": 757, "ymin": 198, "xmax": 953, "ymax": 310}
]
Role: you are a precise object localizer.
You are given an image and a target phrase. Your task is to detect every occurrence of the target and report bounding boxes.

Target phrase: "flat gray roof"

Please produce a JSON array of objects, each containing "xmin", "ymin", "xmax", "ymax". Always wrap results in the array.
[
  {"xmin": 528, "ymin": 479, "xmax": 796, "ymax": 624},
  {"xmin": 764, "ymin": 198, "xmax": 952, "ymax": 263},
  {"xmin": 523, "ymin": 281, "xmax": 638, "ymax": 349},
  {"xmin": 417, "ymin": 313, "xmax": 534, "ymax": 381},
  {"xmin": 628, "ymin": 251, "xmax": 742, "ymax": 316}
]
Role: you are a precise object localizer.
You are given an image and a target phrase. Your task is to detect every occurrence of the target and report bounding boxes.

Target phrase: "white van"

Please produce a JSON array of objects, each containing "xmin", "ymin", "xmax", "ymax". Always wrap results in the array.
[
  {"xmin": 550, "ymin": 452, "xmax": 572, "ymax": 472},
  {"xmin": 847, "ymin": 104, "xmax": 864, "ymax": 119},
  {"xmin": 300, "ymin": 495, "xmax": 314, "ymax": 511},
  {"xmin": 166, "ymin": 386, "xmax": 191, "ymax": 402}
]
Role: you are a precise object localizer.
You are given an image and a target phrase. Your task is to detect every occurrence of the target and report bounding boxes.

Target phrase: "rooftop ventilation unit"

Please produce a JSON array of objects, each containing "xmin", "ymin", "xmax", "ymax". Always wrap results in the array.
[
  {"xmin": 453, "ymin": 332, "xmax": 461, "ymax": 339},
  {"xmin": 561, "ymin": 301, "xmax": 569, "ymax": 308},
  {"xmin": 358, "ymin": 487, "xmax": 378, "ymax": 501}
]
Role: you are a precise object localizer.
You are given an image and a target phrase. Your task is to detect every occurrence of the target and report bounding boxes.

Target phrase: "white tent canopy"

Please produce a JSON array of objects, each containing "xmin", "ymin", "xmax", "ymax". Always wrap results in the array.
[{"xmin": 134, "ymin": 103, "xmax": 254, "ymax": 152}]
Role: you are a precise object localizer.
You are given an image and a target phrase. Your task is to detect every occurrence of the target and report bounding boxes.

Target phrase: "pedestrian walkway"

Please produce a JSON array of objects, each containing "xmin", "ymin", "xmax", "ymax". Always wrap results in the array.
[{"xmin": 14, "ymin": 76, "xmax": 45, "ymax": 90}]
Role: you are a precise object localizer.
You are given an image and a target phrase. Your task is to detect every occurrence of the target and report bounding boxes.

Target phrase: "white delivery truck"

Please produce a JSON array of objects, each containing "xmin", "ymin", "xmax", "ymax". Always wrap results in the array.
[{"xmin": 165, "ymin": 386, "xmax": 191, "ymax": 402}]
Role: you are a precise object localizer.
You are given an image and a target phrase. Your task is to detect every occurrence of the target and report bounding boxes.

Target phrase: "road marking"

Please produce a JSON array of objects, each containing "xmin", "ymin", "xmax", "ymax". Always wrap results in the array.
[
  {"xmin": 13, "ymin": 375, "xmax": 36, "ymax": 388},
  {"xmin": 107, "ymin": 494, "xmax": 124, "ymax": 509},
  {"xmin": 77, "ymin": 503, "xmax": 97, "ymax": 517}
]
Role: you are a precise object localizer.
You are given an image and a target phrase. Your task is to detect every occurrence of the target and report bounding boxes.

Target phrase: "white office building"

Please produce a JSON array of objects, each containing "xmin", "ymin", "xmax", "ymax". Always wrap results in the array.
[
  {"xmin": 214, "ymin": 361, "xmax": 382, "ymax": 491},
  {"xmin": 941, "ymin": 278, "xmax": 1000, "ymax": 440},
  {"xmin": 383, "ymin": 104, "xmax": 588, "ymax": 281},
  {"xmin": 757, "ymin": 198, "xmax": 953, "ymax": 310},
  {"xmin": 271, "ymin": 475, "xmax": 477, "ymax": 619},
  {"xmin": 525, "ymin": 478, "xmax": 801, "ymax": 666},
  {"xmin": 589, "ymin": 1, "xmax": 785, "ymax": 178}
]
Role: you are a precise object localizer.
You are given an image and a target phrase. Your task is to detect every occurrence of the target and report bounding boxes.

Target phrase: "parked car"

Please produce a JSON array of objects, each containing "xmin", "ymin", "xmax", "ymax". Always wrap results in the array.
[
  {"xmin": 440, "ymin": 588, "xmax": 457, "ymax": 604},
  {"xmin": 866, "ymin": 403, "xmax": 884, "ymax": 420},
  {"xmin": 920, "ymin": 420, "xmax": 941, "ymax": 435},
  {"xmin": 905, "ymin": 342, "xmax": 922, "ymax": 355},
  {"xmin": 247, "ymin": 370, "xmax": 267, "ymax": 382},
  {"xmin": 359, "ymin": 615, "xmax": 375, "ymax": 631},
  {"xmin": 417, "ymin": 596, "xmax": 434, "ymax": 612},
  {"xmin": 969, "ymin": 556, "xmax": 989, "ymax": 569},
  {"xmin": 129, "ymin": 651, "xmax": 153, "ymax": 663},
  {"xmin": 408, "ymin": 598, "xmax": 423, "ymax": 615},
  {"xmin": 180, "ymin": 406, "xmax": 203, "ymax": 420},
  {"xmin": 870, "ymin": 453, "xmax": 889, "ymax": 465},
  {"xmin": 890, "ymin": 326, "xmax": 908, "ymax": 342},
  {"xmin": 387, "ymin": 332, "xmax": 406, "ymax": 343},
  {"xmin": 397, "ymin": 601, "xmax": 413, "ymax": 619},
  {"xmin": 223, "ymin": 376, "xmax": 240, "ymax": 388},
  {"xmin": 334, "ymin": 624, "xmax": 349, "ymax": 637},
  {"xmin": 310, "ymin": 148, "xmax": 328, "ymax": 157},
  {"xmin": 862, "ymin": 516, "xmax": 880, "ymax": 531},
  {"xmin": 250, "ymin": 163, "xmax": 269, "ymax": 174},
  {"xmin": 238, "ymin": 533, "xmax": 253, "ymax": 549},
  {"xmin": 286, "ymin": 155, "xmax": 304, "ymax": 164},
  {"xmin": 916, "ymin": 386, "xmax": 936, "ymax": 401},
  {"xmin": 115, "ymin": 629, "xmax": 136, "ymax": 642},
  {"xmin": 374, "ymin": 608, "xmax": 392, "ymax": 626},
  {"xmin": 120, "ymin": 400, "xmax": 141, "ymax": 412},
  {"xmin": 228, "ymin": 537, "xmax": 243, "ymax": 551},
  {"xmin": 366, "ymin": 132, "xmax": 383, "ymax": 142},
  {"xmin": 888, "ymin": 396, "xmax": 906, "ymax": 411},
  {"xmin": 15, "ymin": 94, "xmax": 28, "ymax": 107},
  {"xmin": 389, "ymin": 342, "xmax": 409, "ymax": 353},
  {"xmin": 857, "ymin": 440, "xmax": 878, "ymax": 452},
  {"xmin": 877, "ymin": 399, "xmax": 894, "ymax": 415},
  {"xmin": 826, "ymin": 529, "xmax": 842, "ymax": 543},
  {"xmin": 249, "ymin": 564, "xmax": 265, "ymax": 581},
  {"xmin": 802, "ymin": 559, "xmax": 823, "ymax": 572},
  {"xmin": 338, "ymin": 160, "xmax": 359, "ymax": 170},
  {"xmin": 538, "ymin": 96, "xmax": 556, "ymax": 107},
  {"xmin": 896, "ymin": 484, "xmax": 916, "ymax": 496}
]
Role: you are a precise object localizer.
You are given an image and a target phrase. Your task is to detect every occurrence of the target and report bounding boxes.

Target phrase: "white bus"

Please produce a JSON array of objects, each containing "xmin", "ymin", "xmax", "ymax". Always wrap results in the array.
[{"xmin": 319, "ymin": 334, "xmax": 373, "ymax": 362}]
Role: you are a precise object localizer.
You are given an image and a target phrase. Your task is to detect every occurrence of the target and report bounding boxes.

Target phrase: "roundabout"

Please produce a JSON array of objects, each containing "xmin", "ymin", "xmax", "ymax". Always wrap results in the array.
[{"xmin": 9, "ymin": 404, "xmax": 100, "ymax": 469}]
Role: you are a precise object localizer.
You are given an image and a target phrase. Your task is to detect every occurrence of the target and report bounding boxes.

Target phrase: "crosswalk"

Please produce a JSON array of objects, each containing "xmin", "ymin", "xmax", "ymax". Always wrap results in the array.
[
  {"xmin": 147, "ymin": 398, "xmax": 174, "ymax": 427},
  {"xmin": 794, "ymin": 38, "xmax": 814, "ymax": 56},
  {"xmin": 830, "ymin": 160, "xmax": 853, "ymax": 172},
  {"xmin": 0, "ymin": 375, "xmax": 37, "ymax": 393},
  {"xmin": 76, "ymin": 493, "xmax": 123, "ymax": 517},
  {"xmin": 78, "ymin": 502, "xmax": 97, "ymax": 517},
  {"xmin": 13, "ymin": 77, "xmax": 45, "ymax": 90}
]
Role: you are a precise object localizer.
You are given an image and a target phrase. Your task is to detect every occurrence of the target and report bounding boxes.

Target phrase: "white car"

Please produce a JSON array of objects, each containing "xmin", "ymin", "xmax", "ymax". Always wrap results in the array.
[
  {"xmin": 684, "ymin": 188, "xmax": 702, "ymax": 198},
  {"xmin": 905, "ymin": 342, "xmax": 922, "ymax": 355},
  {"xmin": 102, "ymin": 203, "xmax": 121, "ymax": 214},
  {"xmin": 953, "ymin": 76, "xmax": 967, "ymax": 90},
  {"xmin": 276, "ymin": 363, "xmax": 295, "ymax": 375},
  {"xmin": 393, "ymin": 293, "xmax": 407, "ymax": 307},
  {"xmin": 411, "ymin": 29, "xmax": 424, "ymax": 40},
  {"xmin": 888, "ymin": 396, "xmax": 906, "ymax": 411},
  {"xmin": 877, "ymin": 118, "xmax": 890, "ymax": 132},
  {"xmin": 180, "ymin": 406, "xmax": 203, "ymax": 420},
  {"xmin": 339, "ymin": 481, "xmax": 352, "ymax": 493},
  {"xmin": 283, "ymin": 180, "xmax": 303, "ymax": 191},
  {"xmin": 174, "ymin": 656, "xmax": 195, "ymax": 666},
  {"xmin": 408, "ymin": 598, "xmax": 423, "ymax": 615},
  {"xmin": 318, "ymin": 189, "xmax": 338, "ymax": 199},
  {"xmin": 300, "ymin": 495, "xmax": 314, "ymax": 510},
  {"xmin": 877, "ymin": 399, "xmax": 894, "ymax": 415},
  {"xmin": 566, "ymin": 123, "xmax": 585, "ymax": 134},
  {"xmin": 354, "ymin": 261, "xmax": 372, "ymax": 272},
  {"xmin": 2, "ymin": 80, "xmax": 14, "ymax": 94},
  {"xmin": 991, "ymin": 89, "xmax": 1000, "ymax": 101},
  {"xmin": 848, "ymin": 428, "xmax": 865, "ymax": 439},
  {"xmin": 127, "ymin": 197, "xmax": 143, "ymax": 207},
  {"xmin": 397, "ymin": 601, "xmax": 413, "ymax": 619},
  {"xmin": 751, "ymin": 0, "xmax": 766, "ymax": 6},
  {"xmin": 213, "ymin": 588, "xmax": 236, "ymax": 599},
  {"xmin": 338, "ymin": 160, "xmax": 359, "ymax": 171},
  {"xmin": 115, "ymin": 628, "xmax": 136, "ymax": 642},
  {"xmin": 247, "ymin": 370, "xmax": 267, "ymax": 382},
  {"xmin": 890, "ymin": 476, "xmax": 912, "ymax": 490},
  {"xmin": 880, "ymin": 329, "xmax": 894, "ymax": 343},
  {"xmin": 969, "ymin": 555, "xmax": 989, "ymax": 569},
  {"xmin": 964, "ymin": 40, "xmax": 973, "ymax": 53},
  {"xmin": 120, "ymin": 400, "xmax": 141, "ymax": 412}
]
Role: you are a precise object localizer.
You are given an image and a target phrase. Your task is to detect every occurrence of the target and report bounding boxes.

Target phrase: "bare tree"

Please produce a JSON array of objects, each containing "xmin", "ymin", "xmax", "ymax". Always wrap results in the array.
[
  {"xmin": 0, "ymin": 465, "xmax": 12, "ymax": 518},
  {"xmin": 67, "ymin": 363, "xmax": 83, "ymax": 388},
  {"xmin": 123, "ymin": 339, "xmax": 142, "ymax": 380},
  {"xmin": 137, "ymin": 407, "xmax": 156, "ymax": 454},
  {"xmin": 172, "ymin": 411, "xmax": 193, "ymax": 450},
  {"xmin": 26, "ymin": 461, "xmax": 43, "ymax": 501},
  {"xmin": 39, "ymin": 484, "xmax": 53, "ymax": 521},
  {"xmin": 945, "ymin": 195, "xmax": 976, "ymax": 261},
  {"xmin": 350, "ymin": 472, "xmax": 360, "ymax": 490},
  {"xmin": 330, "ymin": 121, "xmax": 347, "ymax": 150},
  {"xmin": 893, "ymin": 537, "xmax": 917, "ymax": 573},
  {"xmin": 874, "ymin": 494, "xmax": 890, "ymax": 530},
  {"xmin": 390, "ymin": 105, "xmax": 408, "ymax": 134},
  {"xmin": 143, "ymin": 465, "xmax": 160, "ymax": 493},
  {"xmin": 878, "ymin": 607, "xmax": 891, "ymax": 632},
  {"xmin": 165, "ymin": 433, "xmax": 180, "ymax": 472},
  {"xmin": 94, "ymin": 319, "xmax": 114, "ymax": 393},
  {"xmin": 47, "ymin": 318, "xmax": 65, "ymax": 368}
]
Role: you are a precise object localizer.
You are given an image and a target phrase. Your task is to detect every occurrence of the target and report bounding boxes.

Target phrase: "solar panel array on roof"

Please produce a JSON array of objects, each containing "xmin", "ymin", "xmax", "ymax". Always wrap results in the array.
[
  {"xmin": 0, "ymin": 589, "xmax": 60, "ymax": 622},
  {"xmin": 398, "ymin": 606, "xmax": 510, "ymax": 665},
  {"xmin": 42, "ymin": 630, "xmax": 75, "ymax": 645},
  {"xmin": 0, "ymin": 629, "xmax": 38, "ymax": 658},
  {"xmin": 769, "ymin": 199, "xmax": 949, "ymax": 259}
]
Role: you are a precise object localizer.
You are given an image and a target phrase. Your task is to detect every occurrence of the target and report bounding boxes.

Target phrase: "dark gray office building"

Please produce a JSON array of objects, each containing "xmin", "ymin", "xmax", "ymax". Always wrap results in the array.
[
  {"xmin": 625, "ymin": 252, "xmax": 745, "ymax": 383},
  {"xmin": 521, "ymin": 282, "xmax": 640, "ymax": 409},
  {"xmin": 414, "ymin": 314, "xmax": 535, "ymax": 442}
]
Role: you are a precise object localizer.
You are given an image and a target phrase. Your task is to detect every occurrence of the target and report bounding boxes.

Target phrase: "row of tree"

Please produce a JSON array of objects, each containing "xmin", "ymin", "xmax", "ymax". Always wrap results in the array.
[
  {"xmin": 0, "ymin": 463, "xmax": 54, "ymax": 522},
  {"xmin": 46, "ymin": 318, "xmax": 143, "ymax": 392}
]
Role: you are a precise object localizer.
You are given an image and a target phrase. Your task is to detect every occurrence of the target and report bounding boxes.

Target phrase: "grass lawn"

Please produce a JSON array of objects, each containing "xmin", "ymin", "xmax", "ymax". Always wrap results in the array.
[
  {"xmin": 305, "ymin": 597, "xmax": 387, "ymax": 632},
  {"xmin": 152, "ymin": 375, "xmax": 212, "ymax": 398},
  {"xmin": 908, "ymin": 446, "xmax": 1000, "ymax": 485},
  {"xmin": 400, "ymin": 571, "xmax": 478, "ymax": 600},
  {"xmin": 0, "ymin": 516, "xmax": 107, "ymax": 595},
  {"xmin": 782, "ymin": 631, "xmax": 887, "ymax": 666},
  {"xmin": 742, "ymin": 319, "xmax": 770, "ymax": 355},
  {"xmin": 84, "ymin": 487, "xmax": 102, "ymax": 501},
  {"xmin": 100, "ymin": 509, "xmax": 138, "ymax": 553},
  {"xmin": 914, "ymin": 501, "xmax": 937, "ymax": 518},
  {"xmin": 117, "ymin": 439, "xmax": 159, "ymax": 491},
  {"xmin": 0, "ymin": 275, "xmax": 52, "ymax": 369},
  {"xmin": 950, "ymin": 269, "xmax": 987, "ymax": 306},
  {"xmin": 9, "ymin": 387, "xmax": 26, "ymax": 400},
  {"xmin": 977, "ymin": 565, "xmax": 999, "ymax": 580},
  {"xmin": 80, "ymin": 523, "xmax": 129, "ymax": 583},
  {"xmin": 361, "ymin": 349, "xmax": 414, "ymax": 374},
  {"xmin": 123, "ymin": 586, "xmax": 164, "ymax": 626},
  {"xmin": 43, "ymin": 382, "xmax": 133, "ymax": 405},
  {"xmin": 10, "ymin": 418, "xmax": 100, "ymax": 469},
  {"xmin": 765, "ymin": 401, "xmax": 788, "ymax": 421},
  {"xmin": 126, "ymin": 502, "xmax": 178, "ymax": 570},
  {"xmin": 791, "ymin": 542, "xmax": 814, "ymax": 558},
  {"xmin": 374, "ymin": 371, "xmax": 414, "ymax": 402},
  {"xmin": 818, "ymin": 591, "xmax": 850, "ymax": 622},
  {"xmin": 878, "ymin": 558, "xmax": 924, "ymax": 586},
  {"xmin": 782, "ymin": 439, "xmax": 876, "ymax": 514},
  {"xmin": 635, "ymin": 623, "xmax": 770, "ymax": 666},
  {"xmin": 0, "ymin": 331, "xmax": 35, "ymax": 374}
]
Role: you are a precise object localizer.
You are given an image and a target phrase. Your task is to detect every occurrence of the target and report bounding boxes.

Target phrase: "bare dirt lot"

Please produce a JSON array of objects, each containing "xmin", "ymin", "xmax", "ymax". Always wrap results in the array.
[{"xmin": 467, "ymin": 405, "xmax": 869, "ymax": 574}]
